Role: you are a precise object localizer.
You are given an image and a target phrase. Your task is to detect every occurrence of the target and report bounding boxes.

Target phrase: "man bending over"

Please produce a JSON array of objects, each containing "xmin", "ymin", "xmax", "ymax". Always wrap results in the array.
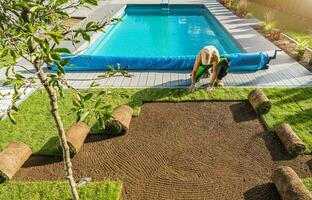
[{"xmin": 188, "ymin": 45, "xmax": 229, "ymax": 93}]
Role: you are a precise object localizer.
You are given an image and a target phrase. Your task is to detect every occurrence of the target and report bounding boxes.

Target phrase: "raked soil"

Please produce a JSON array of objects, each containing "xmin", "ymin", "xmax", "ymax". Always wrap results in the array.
[{"xmin": 13, "ymin": 102, "xmax": 312, "ymax": 200}]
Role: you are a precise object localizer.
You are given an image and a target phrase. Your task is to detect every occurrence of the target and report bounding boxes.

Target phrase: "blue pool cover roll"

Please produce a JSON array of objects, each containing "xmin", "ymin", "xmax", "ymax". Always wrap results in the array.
[{"xmin": 54, "ymin": 52, "xmax": 270, "ymax": 72}]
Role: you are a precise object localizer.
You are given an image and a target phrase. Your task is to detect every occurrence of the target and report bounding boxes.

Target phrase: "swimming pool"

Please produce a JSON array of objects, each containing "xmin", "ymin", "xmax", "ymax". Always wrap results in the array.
[{"xmin": 63, "ymin": 4, "xmax": 243, "ymax": 71}]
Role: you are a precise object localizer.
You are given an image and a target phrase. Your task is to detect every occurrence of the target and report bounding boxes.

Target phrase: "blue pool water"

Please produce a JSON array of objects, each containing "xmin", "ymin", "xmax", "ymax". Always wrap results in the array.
[
  {"xmin": 85, "ymin": 5, "xmax": 242, "ymax": 57},
  {"xmin": 61, "ymin": 4, "xmax": 274, "ymax": 72}
]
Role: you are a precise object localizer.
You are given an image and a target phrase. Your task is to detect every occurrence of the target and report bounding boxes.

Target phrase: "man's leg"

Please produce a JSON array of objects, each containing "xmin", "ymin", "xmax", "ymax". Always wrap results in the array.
[
  {"xmin": 195, "ymin": 65, "xmax": 209, "ymax": 83},
  {"xmin": 188, "ymin": 65, "xmax": 209, "ymax": 92},
  {"xmin": 215, "ymin": 65, "xmax": 228, "ymax": 86}
]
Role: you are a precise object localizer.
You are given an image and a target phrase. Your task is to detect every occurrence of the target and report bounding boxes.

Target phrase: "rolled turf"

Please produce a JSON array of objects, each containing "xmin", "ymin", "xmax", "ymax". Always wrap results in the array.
[
  {"xmin": 248, "ymin": 88, "xmax": 271, "ymax": 114},
  {"xmin": 58, "ymin": 122, "xmax": 90, "ymax": 157},
  {"xmin": 0, "ymin": 142, "xmax": 32, "ymax": 183},
  {"xmin": 272, "ymin": 166, "xmax": 312, "ymax": 200},
  {"xmin": 275, "ymin": 123, "xmax": 306, "ymax": 156},
  {"xmin": 105, "ymin": 105, "xmax": 133, "ymax": 135}
]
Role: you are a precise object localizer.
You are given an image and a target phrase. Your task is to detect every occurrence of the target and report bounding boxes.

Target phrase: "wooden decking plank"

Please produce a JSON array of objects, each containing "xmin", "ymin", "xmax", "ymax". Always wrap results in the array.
[
  {"xmin": 137, "ymin": 72, "xmax": 148, "ymax": 87},
  {"xmin": 170, "ymin": 72, "xmax": 180, "ymax": 88},
  {"xmin": 120, "ymin": 75, "xmax": 132, "ymax": 88},
  {"xmin": 146, "ymin": 72, "xmax": 156, "ymax": 87},
  {"xmin": 112, "ymin": 76, "xmax": 124, "ymax": 87},
  {"xmin": 162, "ymin": 72, "xmax": 171, "ymax": 88},
  {"xmin": 129, "ymin": 72, "xmax": 141, "ymax": 87},
  {"xmin": 154, "ymin": 72, "xmax": 163, "ymax": 88}
]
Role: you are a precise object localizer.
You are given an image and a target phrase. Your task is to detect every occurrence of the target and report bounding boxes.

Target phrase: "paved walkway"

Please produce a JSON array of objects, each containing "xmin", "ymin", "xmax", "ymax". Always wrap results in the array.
[{"xmin": 0, "ymin": 0, "xmax": 312, "ymax": 115}]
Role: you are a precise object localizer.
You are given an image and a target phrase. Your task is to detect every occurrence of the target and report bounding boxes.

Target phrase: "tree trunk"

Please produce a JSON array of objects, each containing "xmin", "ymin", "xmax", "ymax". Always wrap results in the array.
[{"xmin": 34, "ymin": 62, "xmax": 79, "ymax": 200}]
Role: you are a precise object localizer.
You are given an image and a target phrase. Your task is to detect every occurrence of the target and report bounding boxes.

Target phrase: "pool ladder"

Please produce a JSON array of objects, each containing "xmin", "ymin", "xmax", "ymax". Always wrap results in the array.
[{"xmin": 160, "ymin": 0, "xmax": 170, "ymax": 13}]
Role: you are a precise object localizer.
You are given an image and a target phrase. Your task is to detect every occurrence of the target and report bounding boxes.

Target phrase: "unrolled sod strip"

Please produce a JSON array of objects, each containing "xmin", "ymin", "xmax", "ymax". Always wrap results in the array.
[
  {"xmin": 275, "ymin": 123, "xmax": 306, "ymax": 155},
  {"xmin": 59, "ymin": 122, "xmax": 90, "ymax": 157},
  {"xmin": 105, "ymin": 105, "xmax": 133, "ymax": 135},
  {"xmin": 248, "ymin": 88, "xmax": 272, "ymax": 114},
  {"xmin": 0, "ymin": 142, "xmax": 32, "ymax": 183},
  {"xmin": 272, "ymin": 166, "xmax": 312, "ymax": 200}
]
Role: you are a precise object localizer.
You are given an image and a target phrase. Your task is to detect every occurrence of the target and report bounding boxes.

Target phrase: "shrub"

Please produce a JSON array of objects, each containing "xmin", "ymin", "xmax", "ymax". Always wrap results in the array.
[
  {"xmin": 295, "ymin": 39, "xmax": 309, "ymax": 52},
  {"xmin": 245, "ymin": 12, "xmax": 253, "ymax": 18},
  {"xmin": 264, "ymin": 22, "xmax": 275, "ymax": 34},
  {"xmin": 225, "ymin": 0, "xmax": 233, "ymax": 9},
  {"xmin": 295, "ymin": 39, "xmax": 309, "ymax": 60},
  {"xmin": 259, "ymin": 21, "xmax": 266, "ymax": 30}
]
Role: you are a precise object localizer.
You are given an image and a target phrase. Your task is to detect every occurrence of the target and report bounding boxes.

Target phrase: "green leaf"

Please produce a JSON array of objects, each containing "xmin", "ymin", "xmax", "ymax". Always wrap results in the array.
[
  {"xmin": 5, "ymin": 66, "xmax": 12, "ymax": 77},
  {"xmin": 2, "ymin": 80, "xmax": 12, "ymax": 86},
  {"xmin": 77, "ymin": 93, "xmax": 83, "ymax": 102},
  {"xmin": 84, "ymin": 0, "xmax": 98, "ymax": 6},
  {"xmin": 73, "ymin": 100, "xmax": 80, "ymax": 108},
  {"xmin": 1, "ymin": 49, "xmax": 8, "ymax": 57},
  {"xmin": 26, "ymin": 24, "xmax": 36, "ymax": 33},
  {"xmin": 51, "ymin": 53, "xmax": 61, "ymax": 61},
  {"xmin": 95, "ymin": 98, "xmax": 102, "ymax": 109},
  {"xmin": 86, "ymin": 21, "xmax": 95, "ymax": 29},
  {"xmin": 60, "ymin": 58, "xmax": 70, "ymax": 66},
  {"xmin": 55, "ymin": 62, "xmax": 65, "ymax": 75},
  {"xmin": 79, "ymin": 111, "xmax": 90, "ymax": 122},
  {"xmin": 83, "ymin": 93, "xmax": 93, "ymax": 101},
  {"xmin": 82, "ymin": 32, "xmax": 91, "ymax": 42},
  {"xmin": 54, "ymin": 48, "xmax": 71, "ymax": 54},
  {"xmin": 10, "ymin": 50, "xmax": 17, "ymax": 60},
  {"xmin": 15, "ymin": 73, "xmax": 25, "ymax": 80},
  {"xmin": 90, "ymin": 81, "xmax": 99, "ymax": 88},
  {"xmin": 29, "ymin": 5, "xmax": 42, "ymax": 13}
]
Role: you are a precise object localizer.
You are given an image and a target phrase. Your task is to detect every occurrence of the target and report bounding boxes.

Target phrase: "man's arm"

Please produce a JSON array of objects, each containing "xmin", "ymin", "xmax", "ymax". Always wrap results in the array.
[
  {"xmin": 209, "ymin": 60, "xmax": 219, "ymax": 86},
  {"xmin": 191, "ymin": 54, "xmax": 201, "ymax": 85}
]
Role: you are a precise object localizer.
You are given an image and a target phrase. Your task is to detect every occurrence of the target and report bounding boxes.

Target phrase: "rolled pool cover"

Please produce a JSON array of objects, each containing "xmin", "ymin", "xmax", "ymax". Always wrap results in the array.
[
  {"xmin": 59, "ymin": 122, "xmax": 90, "ymax": 157},
  {"xmin": 53, "ymin": 52, "xmax": 271, "ymax": 72},
  {"xmin": 272, "ymin": 166, "xmax": 312, "ymax": 200},
  {"xmin": 275, "ymin": 123, "xmax": 306, "ymax": 155},
  {"xmin": 248, "ymin": 89, "xmax": 271, "ymax": 114},
  {"xmin": 105, "ymin": 105, "xmax": 133, "ymax": 135},
  {"xmin": 0, "ymin": 142, "xmax": 32, "ymax": 183}
]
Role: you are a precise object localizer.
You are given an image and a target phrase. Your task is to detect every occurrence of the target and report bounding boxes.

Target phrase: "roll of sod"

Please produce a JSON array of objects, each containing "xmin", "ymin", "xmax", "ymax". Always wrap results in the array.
[
  {"xmin": 272, "ymin": 166, "xmax": 312, "ymax": 200},
  {"xmin": 248, "ymin": 89, "xmax": 271, "ymax": 114},
  {"xmin": 105, "ymin": 105, "xmax": 133, "ymax": 135},
  {"xmin": 0, "ymin": 142, "xmax": 32, "ymax": 183},
  {"xmin": 275, "ymin": 123, "xmax": 306, "ymax": 155},
  {"xmin": 59, "ymin": 122, "xmax": 90, "ymax": 157}
]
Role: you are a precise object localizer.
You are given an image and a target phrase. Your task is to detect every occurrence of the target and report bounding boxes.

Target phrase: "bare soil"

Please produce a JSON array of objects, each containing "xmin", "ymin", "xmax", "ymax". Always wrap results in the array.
[{"xmin": 13, "ymin": 102, "xmax": 312, "ymax": 200}]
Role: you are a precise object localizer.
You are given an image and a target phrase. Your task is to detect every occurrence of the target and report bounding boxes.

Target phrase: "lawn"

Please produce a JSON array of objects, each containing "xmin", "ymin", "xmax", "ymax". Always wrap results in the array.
[
  {"xmin": 0, "ymin": 181, "xmax": 122, "ymax": 200},
  {"xmin": 304, "ymin": 178, "xmax": 312, "ymax": 192},
  {"xmin": 247, "ymin": 2, "xmax": 312, "ymax": 48},
  {"xmin": 0, "ymin": 87, "xmax": 311, "ymax": 155}
]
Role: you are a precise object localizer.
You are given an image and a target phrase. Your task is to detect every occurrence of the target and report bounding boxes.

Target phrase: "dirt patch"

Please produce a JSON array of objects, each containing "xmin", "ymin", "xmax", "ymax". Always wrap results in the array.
[{"xmin": 13, "ymin": 102, "xmax": 312, "ymax": 200}]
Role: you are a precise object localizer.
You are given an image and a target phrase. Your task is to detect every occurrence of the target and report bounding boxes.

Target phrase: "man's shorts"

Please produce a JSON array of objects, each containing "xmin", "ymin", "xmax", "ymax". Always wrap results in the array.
[{"xmin": 195, "ymin": 64, "xmax": 228, "ymax": 83}]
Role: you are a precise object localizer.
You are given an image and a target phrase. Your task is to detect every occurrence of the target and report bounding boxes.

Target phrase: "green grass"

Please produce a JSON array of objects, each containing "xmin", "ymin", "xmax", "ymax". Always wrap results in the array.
[
  {"xmin": 0, "ymin": 181, "xmax": 122, "ymax": 200},
  {"xmin": 247, "ymin": 2, "xmax": 312, "ymax": 48},
  {"xmin": 0, "ymin": 87, "xmax": 311, "ymax": 155},
  {"xmin": 303, "ymin": 178, "xmax": 312, "ymax": 192}
]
